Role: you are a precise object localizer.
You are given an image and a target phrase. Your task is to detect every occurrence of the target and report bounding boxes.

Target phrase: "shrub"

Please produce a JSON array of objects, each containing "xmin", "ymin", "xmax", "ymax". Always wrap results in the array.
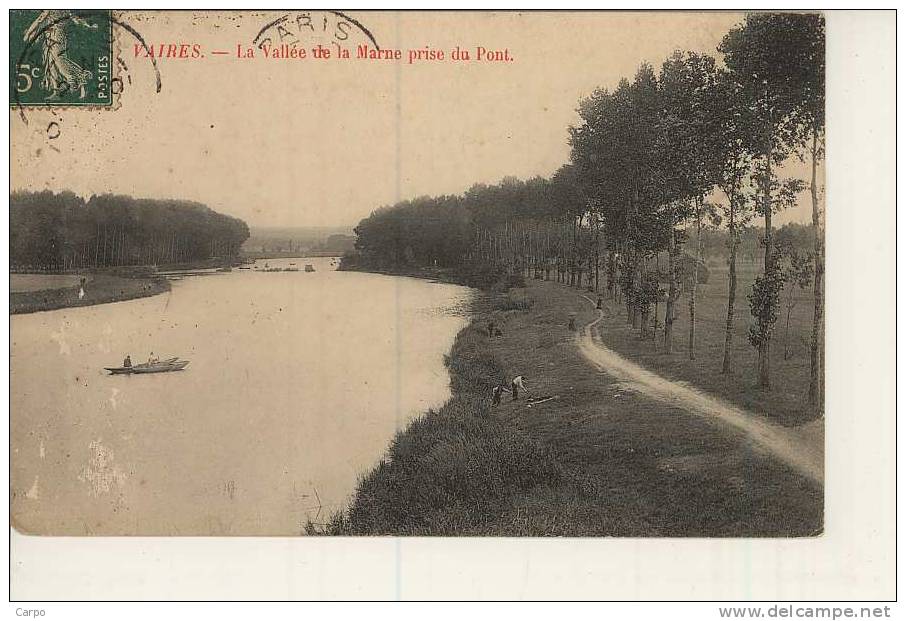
[{"xmin": 493, "ymin": 294, "xmax": 535, "ymax": 313}]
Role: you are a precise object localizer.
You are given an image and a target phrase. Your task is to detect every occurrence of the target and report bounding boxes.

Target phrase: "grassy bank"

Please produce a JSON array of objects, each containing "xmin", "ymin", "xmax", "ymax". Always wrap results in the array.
[
  {"xmin": 339, "ymin": 256, "xmax": 525, "ymax": 291},
  {"xmin": 10, "ymin": 272, "xmax": 170, "ymax": 314},
  {"xmin": 317, "ymin": 279, "xmax": 822, "ymax": 536}
]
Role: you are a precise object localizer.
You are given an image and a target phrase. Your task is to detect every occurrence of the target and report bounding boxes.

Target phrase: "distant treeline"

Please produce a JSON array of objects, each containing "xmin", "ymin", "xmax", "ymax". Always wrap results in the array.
[
  {"xmin": 243, "ymin": 231, "xmax": 356, "ymax": 256},
  {"xmin": 347, "ymin": 193, "xmax": 473, "ymax": 269},
  {"xmin": 701, "ymin": 223, "xmax": 816, "ymax": 265},
  {"xmin": 345, "ymin": 177, "xmax": 815, "ymax": 272},
  {"xmin": 10, "ymin": 191, "xmax": 250, "ymax": 271},
  {"xmin": 347, "ymin": 176, "xmax": 580, "ymax": 270}
]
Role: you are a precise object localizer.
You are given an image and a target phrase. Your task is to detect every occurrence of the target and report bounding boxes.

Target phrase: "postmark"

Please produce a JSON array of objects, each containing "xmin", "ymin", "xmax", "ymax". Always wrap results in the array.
[
  {"xmin": 10, "ymin": 9, "xmax": 114, "ymax": 107},
  {"xmin": 252, "ymin": 10, "xmax": 379, "ymax": 53}
]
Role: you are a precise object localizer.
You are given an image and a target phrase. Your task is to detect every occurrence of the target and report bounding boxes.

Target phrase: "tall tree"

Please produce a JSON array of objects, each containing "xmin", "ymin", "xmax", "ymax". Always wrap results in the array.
[
  {"xmin": 570, "ymin": 84, "xmax": 633, "ymax": 306},
  {"xmin": 658, "ymin": 51, "xmax": 719, "ymax": 355},
  {"xmin": 786, "ymin": 13, "xmax": 826, "ymax": 407},
  {"xmin": 703, "ymin": 66, "xmax": 757, "ymax": 373},
  {"xmin": 720, "ymin": 13, "xmax": 810, "ymax": 388}
]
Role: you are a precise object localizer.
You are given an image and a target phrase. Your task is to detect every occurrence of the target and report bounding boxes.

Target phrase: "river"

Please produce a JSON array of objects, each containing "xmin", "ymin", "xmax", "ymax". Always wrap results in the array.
[{"xmin": 10, "ymin": 257, "xmax": 472, "ymax": 535}]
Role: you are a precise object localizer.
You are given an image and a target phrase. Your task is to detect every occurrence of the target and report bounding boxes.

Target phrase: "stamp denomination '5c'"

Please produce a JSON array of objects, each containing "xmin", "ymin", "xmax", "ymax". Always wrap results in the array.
[{"xmin": 10, "ymin": 9, "xmax": 113, "ymax": 107}]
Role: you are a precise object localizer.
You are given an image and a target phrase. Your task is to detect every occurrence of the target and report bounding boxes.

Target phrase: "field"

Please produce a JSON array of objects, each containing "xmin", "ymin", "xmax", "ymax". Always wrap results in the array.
[
  {"xmin": 321, "ymin": 277, "xmax": 823, "ymax": 536},
  {"xmin": 10, "ymin": 273, "xmax": 170, "ymax": 314},
  {"xmin": 10, "ymin": 274, "xmax": 83, "ymax": 293},
  {"xmin": 597, "ymin": 261, "xmax": 820, "ymax": 426}
]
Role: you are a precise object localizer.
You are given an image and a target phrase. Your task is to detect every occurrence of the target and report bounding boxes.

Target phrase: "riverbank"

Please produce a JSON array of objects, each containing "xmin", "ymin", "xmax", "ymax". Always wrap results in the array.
[
  {"xmin": 316, "ymin": 279, "xmax": 823, "ymax": 536},
  {"xmin": 10, "ymin": 273, "xmax": 170, "ymax": 314},
  {"xmin": 339, "ymin": 259, "xmax": 524, "ymax": 291}
]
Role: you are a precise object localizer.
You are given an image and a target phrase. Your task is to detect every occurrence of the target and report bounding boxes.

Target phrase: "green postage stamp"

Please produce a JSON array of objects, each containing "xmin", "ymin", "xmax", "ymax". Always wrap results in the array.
[{"xmin": 10, "ymin": 9, "xmax": 113, "ymax": 107}]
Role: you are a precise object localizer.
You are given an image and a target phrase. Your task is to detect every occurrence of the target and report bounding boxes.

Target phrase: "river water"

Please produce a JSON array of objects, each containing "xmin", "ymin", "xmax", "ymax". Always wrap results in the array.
[{"xmin": 11, "ymin": 258, "xmax": 472, "ymax": 535}]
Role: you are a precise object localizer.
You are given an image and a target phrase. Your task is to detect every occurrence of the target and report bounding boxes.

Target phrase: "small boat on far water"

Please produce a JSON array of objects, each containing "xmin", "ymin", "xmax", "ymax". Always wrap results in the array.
[
  {"xmin": 304, "ymin": 264, "xmax": 315, "ymax": 272},
  {"xmin": 105, "ymin": 357, "xmax": 189, "ymax": 375}
]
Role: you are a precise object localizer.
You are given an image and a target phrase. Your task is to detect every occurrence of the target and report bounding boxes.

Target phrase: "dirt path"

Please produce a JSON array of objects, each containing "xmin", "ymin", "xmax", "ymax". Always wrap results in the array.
[{"xmin": 577, "ymin": 296, "xmax": 824, "ymax": 485}]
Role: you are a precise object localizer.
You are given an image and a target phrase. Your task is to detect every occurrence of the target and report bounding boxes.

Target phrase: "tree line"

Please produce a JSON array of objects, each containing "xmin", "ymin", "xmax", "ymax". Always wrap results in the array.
[
  {"xmin": 10, "ymin": 191, "xmax": 251, "ymax": 271},
  {"xmin": 347, "ymin": 12, "xmax": 825, "ymax": 404}
]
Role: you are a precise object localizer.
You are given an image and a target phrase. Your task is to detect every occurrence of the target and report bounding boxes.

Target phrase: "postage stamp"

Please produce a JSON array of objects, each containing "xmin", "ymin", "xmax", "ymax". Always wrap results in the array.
[{"xmin": 10, "ymin": 9, "xmax": 114, "ymax": 107}]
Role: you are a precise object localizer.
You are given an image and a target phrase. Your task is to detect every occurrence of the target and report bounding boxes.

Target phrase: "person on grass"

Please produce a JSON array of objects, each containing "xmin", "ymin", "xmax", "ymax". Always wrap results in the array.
[
  {"xmin": 511, "ymin": 375, "xmax": 529, "ymax": 401},
  {"xmin": 491, "ymin": 383, "xmax": 511, "ymax": 407}
]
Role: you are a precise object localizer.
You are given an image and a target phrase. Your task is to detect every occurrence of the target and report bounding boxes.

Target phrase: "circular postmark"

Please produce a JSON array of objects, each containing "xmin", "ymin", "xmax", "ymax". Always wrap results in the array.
[{"xmin": 252, "ymin": 10, "xmax": 379, "ymax": 52}]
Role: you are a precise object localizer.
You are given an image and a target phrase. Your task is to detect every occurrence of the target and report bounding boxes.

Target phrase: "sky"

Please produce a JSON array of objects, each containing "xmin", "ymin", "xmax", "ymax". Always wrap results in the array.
[{"xmin": 10, "ymin": 10, "xmax": 819, "ymax": 228}]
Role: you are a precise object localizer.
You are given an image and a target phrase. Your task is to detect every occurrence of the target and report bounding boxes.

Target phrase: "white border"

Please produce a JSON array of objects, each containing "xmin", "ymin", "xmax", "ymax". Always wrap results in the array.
[{"xmin": 4, "ymin": 7, "xmax": 898, "ymax": 606}]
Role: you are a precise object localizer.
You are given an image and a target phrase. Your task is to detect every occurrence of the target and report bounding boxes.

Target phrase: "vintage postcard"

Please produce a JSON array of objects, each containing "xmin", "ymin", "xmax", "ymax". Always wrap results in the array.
[{"xmin": 10, "ymin": 10, "xmax": 827, "ymax": 540}]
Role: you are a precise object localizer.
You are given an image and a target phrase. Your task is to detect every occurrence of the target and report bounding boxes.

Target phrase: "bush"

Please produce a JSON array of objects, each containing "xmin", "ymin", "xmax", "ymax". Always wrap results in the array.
[
  {"xmin": 504, "ymin": 271, "xmax": 526, "ymax": 289},
  {"xmin": 457, "ymin": 262, "xmax": 507, "ymax": 289},
  {"xmin": 457, "ymin": 262, "xmax": 525, "ymax": 292},
  {"xmin": 494, "ymin": 294, "xmax": 535, "ymax": 313}
]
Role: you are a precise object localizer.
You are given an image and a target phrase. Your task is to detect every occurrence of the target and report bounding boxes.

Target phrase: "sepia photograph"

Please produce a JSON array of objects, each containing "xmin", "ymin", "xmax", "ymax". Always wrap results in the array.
[
  {"xmin": 5, "ymin": 7, "xmax": 897, "ymax": 606},
  {"xmin": 9, "ymin": 9, "xmax": 827, "ymax": 539}
]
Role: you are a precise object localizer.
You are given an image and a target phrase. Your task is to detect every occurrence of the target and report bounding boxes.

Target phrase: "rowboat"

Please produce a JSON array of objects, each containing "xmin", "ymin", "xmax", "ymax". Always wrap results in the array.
[
  {"xmin": 304, "ymin": 264, "xmax": 315, "ymax": 272},
  {"xmin": 132, "ymin": 360, "xmax": 189, "ymax": 374},
  {"xmin": 105, "ymin": 357, "xmax": 189, "ymax": 375}
]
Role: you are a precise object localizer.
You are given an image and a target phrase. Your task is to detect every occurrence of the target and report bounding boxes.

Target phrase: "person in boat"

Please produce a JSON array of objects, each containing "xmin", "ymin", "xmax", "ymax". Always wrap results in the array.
[
  {"xmin": 123, "ymin": 355, "xmax": 132, "ymax": 368},
  {"xmin": 148, "ymin": 352, "xmax": 159, "ymax": 364}
]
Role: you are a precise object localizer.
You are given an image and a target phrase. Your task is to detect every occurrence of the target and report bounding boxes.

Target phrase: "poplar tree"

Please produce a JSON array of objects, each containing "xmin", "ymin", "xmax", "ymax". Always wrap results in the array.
[{"xmin": 720, "ymin": 13, "xmax": 809, "ymax": 388}]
